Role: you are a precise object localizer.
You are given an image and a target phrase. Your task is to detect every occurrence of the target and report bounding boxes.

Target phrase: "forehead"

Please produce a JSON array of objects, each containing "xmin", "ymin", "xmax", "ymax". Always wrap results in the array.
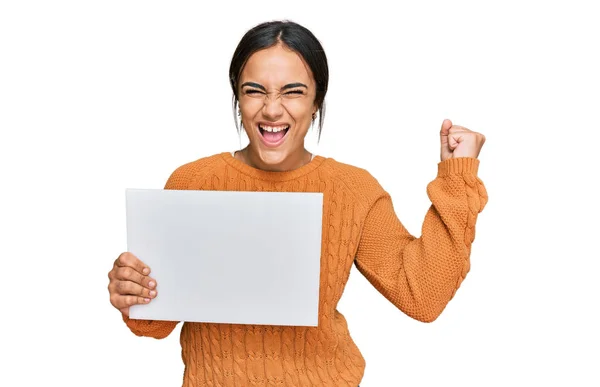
[{"xmin": 240, "ymin": 44, "xmax": 314, "ymax": 86}]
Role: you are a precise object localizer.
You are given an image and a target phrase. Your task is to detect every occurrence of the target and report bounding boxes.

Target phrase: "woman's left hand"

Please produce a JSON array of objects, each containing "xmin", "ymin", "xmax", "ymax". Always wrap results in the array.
[{"xmin": 439, "ymin": 119, "xmax": 486, "ymax": 161}]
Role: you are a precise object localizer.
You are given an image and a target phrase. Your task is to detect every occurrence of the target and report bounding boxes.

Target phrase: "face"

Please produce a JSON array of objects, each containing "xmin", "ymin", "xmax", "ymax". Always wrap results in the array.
[{"xmin": 238, "ymin": 44, "xmax": 317, "ymax": 168}]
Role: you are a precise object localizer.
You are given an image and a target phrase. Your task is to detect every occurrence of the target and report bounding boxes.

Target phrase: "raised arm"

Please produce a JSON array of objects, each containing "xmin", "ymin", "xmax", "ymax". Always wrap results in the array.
[{"xmin": 355, "ymin": 157, "xmax": 488, "ymax": 322}]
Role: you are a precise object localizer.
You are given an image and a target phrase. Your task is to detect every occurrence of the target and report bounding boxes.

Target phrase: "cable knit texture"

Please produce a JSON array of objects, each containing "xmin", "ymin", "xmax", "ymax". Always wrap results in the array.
[{"xmin": 122, "ymin": 152, "xmax": 488, "ymax": 386}]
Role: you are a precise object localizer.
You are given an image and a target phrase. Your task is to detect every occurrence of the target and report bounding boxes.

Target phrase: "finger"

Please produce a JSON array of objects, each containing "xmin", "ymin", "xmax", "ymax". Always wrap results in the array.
[
  {"xmin": 113, "ymin": 279, "xmax": 157, "ymax": 298},
  {"xmin": 111, "ymin": 294, "xmax": 151, "ymax": 310},
  {"xmin": 448, "ymin": 133, "xmax": 462, "ymax": 149},
  {"xmin": 115, "ymin": 266, "xmax": 156, "ymax": 289},
  {"xmin": 115, "ymin": 252, "xmax": 151, "ymax": 276},
  {"xmin": 450, "ymin": 131, "xmax": 480, "ymax": 147},
  {"xmin": 124, "ymin": 295, "xmax": 151, "ymax": 307},
  {"xmin": 449, "ymin": 126, "xmax": 471, "ymax": 134}
]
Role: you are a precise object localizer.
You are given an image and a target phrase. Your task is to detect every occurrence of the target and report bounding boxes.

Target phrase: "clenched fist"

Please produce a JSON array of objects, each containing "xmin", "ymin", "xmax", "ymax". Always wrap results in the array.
[
  {"xmin": 108, "ymin": 252, "xmax": 157, "ymax": 316},
  {"xmin": 440, "ymin": 119, "xmax": 486, "ymax": 161}
]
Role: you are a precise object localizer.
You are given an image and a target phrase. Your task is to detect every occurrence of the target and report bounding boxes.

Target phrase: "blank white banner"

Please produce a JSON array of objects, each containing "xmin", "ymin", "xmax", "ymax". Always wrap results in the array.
[{"xmin": 126, "ymin": 188, "xmax": 323, "ymax": 326}]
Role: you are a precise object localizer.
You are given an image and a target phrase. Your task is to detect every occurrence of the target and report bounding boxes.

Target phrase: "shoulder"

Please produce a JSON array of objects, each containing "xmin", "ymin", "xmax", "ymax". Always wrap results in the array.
[
  {"xmin": 164, "ymin": 152, "xmax": 227, "ymax": 189},
  {"xmin": 321, "ymin": 157, "xmax": 388, "ymax": 208}
]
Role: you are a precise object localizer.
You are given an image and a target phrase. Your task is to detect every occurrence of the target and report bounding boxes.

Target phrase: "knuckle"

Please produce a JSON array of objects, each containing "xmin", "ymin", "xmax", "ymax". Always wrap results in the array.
[
  {"xmin": 119, "ymin": 252, "xmax": 131, "ymax": 265},
  {"xmin": 122, "ymin": 267, "xmax": 133, "ymax": 279}
]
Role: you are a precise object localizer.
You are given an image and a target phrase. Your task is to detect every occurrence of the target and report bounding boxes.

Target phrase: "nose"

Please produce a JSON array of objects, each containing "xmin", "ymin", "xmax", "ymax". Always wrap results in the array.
[{"xmin": 262, "ymin": 94, "xmax": 284, "ymax": 120}]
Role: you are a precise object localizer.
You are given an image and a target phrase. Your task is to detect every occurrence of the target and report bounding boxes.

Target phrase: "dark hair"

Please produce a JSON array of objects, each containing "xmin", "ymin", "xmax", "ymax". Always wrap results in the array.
[{"xmin": 229, "ymin": 20, "xmax": 329, "ymax": 140}]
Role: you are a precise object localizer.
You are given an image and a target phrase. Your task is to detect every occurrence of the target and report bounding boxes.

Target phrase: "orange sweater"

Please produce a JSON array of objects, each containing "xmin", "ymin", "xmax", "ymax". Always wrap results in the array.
[{"xmin": 123, "ymin": 152, "xmax": 488, "ymax": 386}]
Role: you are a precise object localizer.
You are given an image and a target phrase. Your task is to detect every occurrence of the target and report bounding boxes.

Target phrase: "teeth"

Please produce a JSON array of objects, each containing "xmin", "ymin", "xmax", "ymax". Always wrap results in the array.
[{"xmin": 260, "ymin": 125, "xmax": 288, "ymax": 133}]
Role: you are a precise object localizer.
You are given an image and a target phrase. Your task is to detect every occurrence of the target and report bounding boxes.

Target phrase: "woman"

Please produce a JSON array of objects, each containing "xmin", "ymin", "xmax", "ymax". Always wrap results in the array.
[{"xmin": 107, "ymin": 20, "xmax": 487, "ymax": 387}]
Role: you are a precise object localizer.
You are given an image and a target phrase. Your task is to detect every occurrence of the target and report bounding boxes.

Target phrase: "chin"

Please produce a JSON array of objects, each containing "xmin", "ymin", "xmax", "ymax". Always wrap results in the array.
[{"xmin": 257, "ymin": 147, "xmax": 289, "ymax": 166}]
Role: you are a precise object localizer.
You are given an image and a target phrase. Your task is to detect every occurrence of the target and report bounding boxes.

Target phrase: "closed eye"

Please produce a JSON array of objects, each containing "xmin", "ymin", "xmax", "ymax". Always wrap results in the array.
[{"xmin": 284, "ymin": 90, "xmax": 304, "ymax": 95}]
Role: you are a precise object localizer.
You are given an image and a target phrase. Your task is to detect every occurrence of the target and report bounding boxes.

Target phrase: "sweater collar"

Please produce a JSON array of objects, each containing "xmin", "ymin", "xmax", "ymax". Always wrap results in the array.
[{"xmin": 220, "ymin": 152, "xmax": 326, "ymax": 182}]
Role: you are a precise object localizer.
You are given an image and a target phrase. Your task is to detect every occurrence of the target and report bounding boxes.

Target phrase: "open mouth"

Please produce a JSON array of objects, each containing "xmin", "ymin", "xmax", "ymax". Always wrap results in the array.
[{"xmin": 258, "ymin": 124, "xmax": 290, "ymax": 145}]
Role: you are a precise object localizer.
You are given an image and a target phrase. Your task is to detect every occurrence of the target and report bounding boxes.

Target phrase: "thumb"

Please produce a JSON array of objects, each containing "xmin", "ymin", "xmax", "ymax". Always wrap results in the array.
[
  {"xmin": 440, "ymin": 118, "xmax": 453, "ymax": 145},
  {"xmin": 440, "ymin": 118, "xmax": 452, "ymax": 136},
  {"xmin": 440, "ymin": 118, "xmax": 453, "ymax": 161}
]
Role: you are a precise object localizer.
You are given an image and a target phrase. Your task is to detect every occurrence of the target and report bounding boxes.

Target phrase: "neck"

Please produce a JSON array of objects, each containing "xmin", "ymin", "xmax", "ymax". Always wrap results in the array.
[{"xmin": 237, "ymin": 147, "xmax": 312, "ymax": 172}]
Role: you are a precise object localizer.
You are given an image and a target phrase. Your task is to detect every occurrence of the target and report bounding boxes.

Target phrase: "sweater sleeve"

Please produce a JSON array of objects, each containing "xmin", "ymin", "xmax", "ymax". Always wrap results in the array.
[
  {"xmin": 354, "ymin": 157, "xmax": 488, "ymax": 322},
  {"xmin": 121, "ymin": 165, "xmax": 190, "ymax": 338},
  {"xmin": 121, "ymin": 314, "xmax": 179, "ymax": 339}
]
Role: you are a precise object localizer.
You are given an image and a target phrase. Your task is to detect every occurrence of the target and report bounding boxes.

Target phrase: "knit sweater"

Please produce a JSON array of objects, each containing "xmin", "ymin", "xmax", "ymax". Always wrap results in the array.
[{"xmin": 122, "ymin": 152, "xmax": 488, "ymax": 387}]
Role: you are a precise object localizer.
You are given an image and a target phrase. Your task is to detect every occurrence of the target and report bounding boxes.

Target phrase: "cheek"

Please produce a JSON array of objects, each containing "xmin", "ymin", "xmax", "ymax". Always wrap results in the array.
[
  {"xmin": 283, "ymin": 101, "xmax": 313, "ymax": 123},
  {"xmin": 239, "ymin": 101, "xmax": 261, "ymax": 130},
  {"xmin": 240, "ymin": 99, "xmax": 262, "ymax": 116}
]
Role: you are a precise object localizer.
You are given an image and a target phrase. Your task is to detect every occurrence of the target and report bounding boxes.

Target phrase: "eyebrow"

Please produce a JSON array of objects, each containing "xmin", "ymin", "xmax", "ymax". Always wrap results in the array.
[{"xmin": 241, "ymin": 82, "xmax": 308, "ymax": 91}]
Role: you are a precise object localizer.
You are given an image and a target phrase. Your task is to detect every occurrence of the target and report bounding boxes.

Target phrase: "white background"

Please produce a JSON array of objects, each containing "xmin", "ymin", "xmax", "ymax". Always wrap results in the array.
[{"xmin": 1, "ymin": 1, "xmax": 599, "ymax": 386}]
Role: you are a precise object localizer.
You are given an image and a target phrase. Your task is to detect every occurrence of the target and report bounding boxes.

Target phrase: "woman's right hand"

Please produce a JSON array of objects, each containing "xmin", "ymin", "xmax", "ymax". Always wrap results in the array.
[{"xmin": 108, "ymin": 252, "xmax": 157, "ymax": 316}]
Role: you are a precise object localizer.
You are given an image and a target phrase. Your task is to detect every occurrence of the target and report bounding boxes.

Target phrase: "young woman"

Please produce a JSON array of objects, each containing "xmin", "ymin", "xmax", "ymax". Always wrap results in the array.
[{"xmin": 107, "ymin": 20, "xmax": 487, "ymax": 387}]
